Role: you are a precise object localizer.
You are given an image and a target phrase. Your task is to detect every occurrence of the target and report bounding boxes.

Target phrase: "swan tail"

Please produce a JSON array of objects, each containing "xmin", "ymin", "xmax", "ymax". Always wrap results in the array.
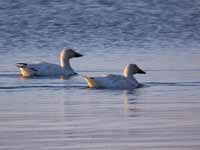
[
  {"xmin": 16, "ymin": 63, "xmax": 28, "ymax": 68},
  {"xmin": 16, "ymin": 63, "xmax": 38, "ymax": 77},
  {"xmin": 83, "ymin": 76, "xmax": 98, "ymax": 88}
]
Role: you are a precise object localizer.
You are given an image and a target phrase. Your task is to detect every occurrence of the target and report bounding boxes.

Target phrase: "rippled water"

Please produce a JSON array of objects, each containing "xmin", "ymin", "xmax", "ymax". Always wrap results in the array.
[{"xmin": 0, "ymin": 0, "xmax": 200, "ymax": 149}]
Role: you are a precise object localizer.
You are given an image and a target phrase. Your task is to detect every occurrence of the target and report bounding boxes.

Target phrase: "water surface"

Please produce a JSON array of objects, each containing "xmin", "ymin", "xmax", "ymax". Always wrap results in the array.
[{"xmin": 0, "ymin": 0, "xmax": 200, "ymax": 149}]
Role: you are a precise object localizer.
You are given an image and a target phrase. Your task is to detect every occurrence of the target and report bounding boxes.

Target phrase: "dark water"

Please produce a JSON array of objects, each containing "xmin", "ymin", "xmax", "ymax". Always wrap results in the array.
[{"xmin": 0, "ymin": 0, "xmax": 200, "ymax": 149}]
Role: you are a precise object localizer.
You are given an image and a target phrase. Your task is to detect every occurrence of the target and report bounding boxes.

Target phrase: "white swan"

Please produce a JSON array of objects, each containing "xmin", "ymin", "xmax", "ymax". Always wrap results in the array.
[
  {"xmin": 84, "ymin": 64, "xmax": 146, "ymax": 89},
  {"xmin": 16, "ymin": 48, "xmax": 83, "ymax": 77}
]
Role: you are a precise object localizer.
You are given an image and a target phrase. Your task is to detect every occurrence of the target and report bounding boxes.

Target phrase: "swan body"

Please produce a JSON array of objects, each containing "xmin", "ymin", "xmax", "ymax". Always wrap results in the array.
[
  {"xmin": 84, "ymin": 64, "xmax": 145, "ymax": 89},
  {"xmin": 16, "ymin": 48, "xmax": 83, "ymax": 77}
]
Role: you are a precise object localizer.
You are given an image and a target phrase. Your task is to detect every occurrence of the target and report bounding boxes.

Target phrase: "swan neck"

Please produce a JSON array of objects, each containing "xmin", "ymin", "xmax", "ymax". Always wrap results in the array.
[
  {"xmin": 124, "ymin": 68, "xmax": 132, "ymax": 77},
  {"xmin": 60, "ymin": 57, "xmax": 73, "ymax": 70},
  {"xmin": 124, "ymin": 74, "xmax": 133, "ymax": 78}
]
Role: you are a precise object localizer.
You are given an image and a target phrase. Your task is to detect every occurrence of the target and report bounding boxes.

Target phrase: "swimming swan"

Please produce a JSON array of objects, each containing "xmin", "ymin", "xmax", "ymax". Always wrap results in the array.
[
  {"xmin": 16, "ymin": 48, "xmax": 83, "ymax": 77},
  {"xmin": 84, "ymin": 64, "xmax": 146, "ymax": 89}
]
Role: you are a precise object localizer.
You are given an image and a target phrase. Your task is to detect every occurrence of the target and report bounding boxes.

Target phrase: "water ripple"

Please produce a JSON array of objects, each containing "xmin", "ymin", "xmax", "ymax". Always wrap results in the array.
[{"xmin": 145, "ymin": 81, "xmax": 200, "ymax": 87}]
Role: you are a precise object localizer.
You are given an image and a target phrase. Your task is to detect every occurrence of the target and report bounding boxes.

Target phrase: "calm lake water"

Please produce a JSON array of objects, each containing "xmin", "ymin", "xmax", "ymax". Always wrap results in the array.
[{"xmin": 0, "ymin": 0, "xmax": 200, "ymax": 149}]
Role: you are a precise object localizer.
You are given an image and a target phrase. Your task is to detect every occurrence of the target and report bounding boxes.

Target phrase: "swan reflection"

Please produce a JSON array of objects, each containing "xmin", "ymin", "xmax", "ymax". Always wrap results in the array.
[{"xmin": 123, "ymin": 90, "xmax": 141, "ymax": 117}]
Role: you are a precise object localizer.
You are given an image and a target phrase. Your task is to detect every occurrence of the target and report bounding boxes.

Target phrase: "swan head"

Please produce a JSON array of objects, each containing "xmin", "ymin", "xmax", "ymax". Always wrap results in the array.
[
  {"xmin": 124, "ymin": 64, "xmax": 146, "ymax": 77},
  {"xmin": 60, "ymin": 48, "xmax": 83, "ymax": 60}
]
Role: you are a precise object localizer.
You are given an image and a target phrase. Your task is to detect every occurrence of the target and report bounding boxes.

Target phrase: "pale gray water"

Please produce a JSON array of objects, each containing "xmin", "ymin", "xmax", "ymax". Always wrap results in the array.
[{"xmin": 0, "ymin": 0, "xmax": 200, "ymax": 149}]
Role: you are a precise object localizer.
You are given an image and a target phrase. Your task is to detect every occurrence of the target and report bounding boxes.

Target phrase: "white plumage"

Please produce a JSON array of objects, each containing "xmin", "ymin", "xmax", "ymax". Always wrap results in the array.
[
  {"xmin": 16, "ymin": 48, "xmax": 83, "ymax": 77},
  {"xmin": 84, "ymin": 64, "xmax": 146, "ymax": 89}
]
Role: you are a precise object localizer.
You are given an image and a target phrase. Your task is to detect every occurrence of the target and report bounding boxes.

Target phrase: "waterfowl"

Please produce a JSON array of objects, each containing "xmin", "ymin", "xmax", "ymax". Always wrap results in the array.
[
  {"xmin": 84, "ymin": 64, "xmax": 145, "ymax": 89},
  {"xmin": 16, "ymin": 48, "xmax": 83, "ymax": 77}
]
